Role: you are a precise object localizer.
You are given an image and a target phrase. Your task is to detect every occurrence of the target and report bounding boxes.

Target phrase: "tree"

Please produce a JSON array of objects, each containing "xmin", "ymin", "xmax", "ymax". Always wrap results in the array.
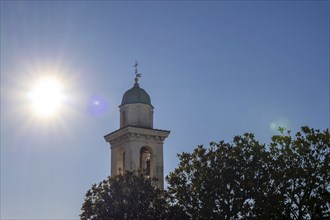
[
  {"xmin": 166, "ymin": 133, "xmax": 277, "ymax": 219},
  {"xmin": 80, "ymin": 170, "xmax": 169, "ymax": 220},
  {"xmin": 269, "ymin": 127, "xmax": 330, "ymax": 219},
  {"xmin": 166, "ymin": 127, "xmax": 330, "ymax": 219}
]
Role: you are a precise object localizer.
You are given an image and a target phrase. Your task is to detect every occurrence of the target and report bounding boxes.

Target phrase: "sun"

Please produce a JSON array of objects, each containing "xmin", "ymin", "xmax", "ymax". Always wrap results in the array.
[{"xmin": 27, "ymin": 77, "xmax": 64, "ymax": 118}]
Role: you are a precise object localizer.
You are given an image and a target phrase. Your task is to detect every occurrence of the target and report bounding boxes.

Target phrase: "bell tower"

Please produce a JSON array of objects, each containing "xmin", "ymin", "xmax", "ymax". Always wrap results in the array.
[{"xmin": 104, "ymin": 62, "xmax": 170, "ymax": 188}]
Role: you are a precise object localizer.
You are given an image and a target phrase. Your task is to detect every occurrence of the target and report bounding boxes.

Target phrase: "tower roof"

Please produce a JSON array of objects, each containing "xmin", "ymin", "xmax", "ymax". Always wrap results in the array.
[
  {"xmin": 121, "ymin": 82, "xmax": 151, "ymax": 106},
  {"xmin": 121, "ymin": 61, "xmax": 151, "ymax": 106}
]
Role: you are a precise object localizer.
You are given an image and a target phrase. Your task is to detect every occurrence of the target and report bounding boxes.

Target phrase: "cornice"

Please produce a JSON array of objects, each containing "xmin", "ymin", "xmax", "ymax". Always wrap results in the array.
[{"xmin": 104, "ymin": 126, "xmax": 170, "ymax": 145}]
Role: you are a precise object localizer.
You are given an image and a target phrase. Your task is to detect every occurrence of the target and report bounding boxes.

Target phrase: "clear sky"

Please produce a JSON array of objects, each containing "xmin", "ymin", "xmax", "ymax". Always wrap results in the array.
[{"xmin": 1, "ymin": 1, "xmax": 329, "ymax": 219}]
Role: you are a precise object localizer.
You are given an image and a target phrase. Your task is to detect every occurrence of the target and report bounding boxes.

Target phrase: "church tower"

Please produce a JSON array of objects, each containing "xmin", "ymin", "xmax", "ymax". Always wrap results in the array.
[{"xmin": 104, "ymin": 62, "xmax": 170, "ymax": 188}]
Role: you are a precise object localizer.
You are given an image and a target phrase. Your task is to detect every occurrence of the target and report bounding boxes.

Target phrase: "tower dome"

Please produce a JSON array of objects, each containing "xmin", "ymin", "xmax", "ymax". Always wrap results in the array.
[
  {"xmin": 121, "ymin": 82, "xmax": 151, "ymax": 106},
  {"xmin": 119, "ymin": 62, "xmax": 154, "ymax": 129}
]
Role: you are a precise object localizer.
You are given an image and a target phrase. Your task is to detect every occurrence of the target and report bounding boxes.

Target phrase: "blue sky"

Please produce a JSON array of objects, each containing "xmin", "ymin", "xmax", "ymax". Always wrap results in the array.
[{"xmin": 1, "ymin": 1, "xmax": 329, "ymax": 219}]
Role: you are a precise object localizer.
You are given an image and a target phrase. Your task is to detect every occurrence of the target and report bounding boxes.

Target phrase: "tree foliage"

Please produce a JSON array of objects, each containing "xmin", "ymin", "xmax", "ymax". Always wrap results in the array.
[
  {"xmin": 166, "ymin": 126, "xmax": 330, "ymax": 219},
  {"xmin": 80, "ymin": 170, "xmax": 169, "ymax": 220},
  {"xmin": 269, "ymin": 126, "xmax": 330, "ymax": 219},
  {"xmin": 166, "ymin": 133, "xmax": 275, "ymax": 219}
]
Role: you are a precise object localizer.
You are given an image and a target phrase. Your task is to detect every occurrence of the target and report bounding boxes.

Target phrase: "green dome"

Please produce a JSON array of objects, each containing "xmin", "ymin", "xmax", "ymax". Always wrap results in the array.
[{"xmin": 121, "ymin": 83, "xmax": 151, "ymax": 106}]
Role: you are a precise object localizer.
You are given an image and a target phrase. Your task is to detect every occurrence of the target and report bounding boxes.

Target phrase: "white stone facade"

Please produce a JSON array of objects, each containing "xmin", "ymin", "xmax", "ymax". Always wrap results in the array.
[
  {"xmin": 119, "ymin": 103, "xmax": 153, "ymax": 129},
  {"xmin": 104, "ymin": 126, "xmax": 169, "ymax": 188}
]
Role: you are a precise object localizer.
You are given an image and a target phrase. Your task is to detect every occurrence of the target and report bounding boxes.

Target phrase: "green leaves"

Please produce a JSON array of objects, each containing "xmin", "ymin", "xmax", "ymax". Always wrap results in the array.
[
  {"xmin": 269, "ymin": 126, "xmax": 330, "ymax": 219},
  {"xmin": 167, "ymin": 133, "xmax": 269, "ymax": 219},
  {"xmin": 80, "ymin": 170, "xmax": 170, "ymax": 220},
  {"xmin": 166, "ymin": 126, "xmax": 330, "ymax": 219}
]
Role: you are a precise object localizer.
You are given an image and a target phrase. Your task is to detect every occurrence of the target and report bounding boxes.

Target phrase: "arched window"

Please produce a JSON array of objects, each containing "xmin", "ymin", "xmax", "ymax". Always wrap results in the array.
[{"xmin": 140, "ymin": 147, "xmax": 151, "ymax": 176}]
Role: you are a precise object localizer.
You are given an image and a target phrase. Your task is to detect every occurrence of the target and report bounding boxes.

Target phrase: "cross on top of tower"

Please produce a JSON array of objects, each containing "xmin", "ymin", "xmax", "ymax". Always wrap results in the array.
[{"xmin": 133, "ymin": 61, "xmax": 142, "ymax": 85}]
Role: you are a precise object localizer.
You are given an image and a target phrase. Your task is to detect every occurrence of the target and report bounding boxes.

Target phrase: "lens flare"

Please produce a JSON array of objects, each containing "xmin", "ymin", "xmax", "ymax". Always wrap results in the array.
[
  {"xmin": 270, "ymin": 118, "xmax": 290, "ymax": 132},
  {"xmin": 87, "ymin": 95, "xmax": 109, "ymax": 116}
]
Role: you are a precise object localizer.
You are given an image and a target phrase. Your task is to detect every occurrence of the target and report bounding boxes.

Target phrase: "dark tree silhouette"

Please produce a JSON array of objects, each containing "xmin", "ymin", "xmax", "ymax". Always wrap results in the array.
[
  {"xmin": 80, "ymin": 170, "xmax": 169, "ymax": 220},
  {"xmin": 166, "ymin": 133, "xmax": 277, "ymax": 219},
  {"xmin": 166, "ymin": 127, "xmax": 329, "ymax": 219},
  {"xmin": 269, "ymin": 126, "xmax": 330, "ymax": 219}
]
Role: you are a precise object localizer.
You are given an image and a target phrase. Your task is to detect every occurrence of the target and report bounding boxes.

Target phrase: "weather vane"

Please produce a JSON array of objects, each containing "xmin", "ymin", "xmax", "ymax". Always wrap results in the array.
[{"xmin": 133, "ymin": 60, "xmax": 141, "ymax": 84}]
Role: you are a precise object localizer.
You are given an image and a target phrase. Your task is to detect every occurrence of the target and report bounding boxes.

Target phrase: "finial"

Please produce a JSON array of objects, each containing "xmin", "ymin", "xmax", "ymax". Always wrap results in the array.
[{"xmin": 133, "ymin": 60, "xmax": 141, "ymax": 86}]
